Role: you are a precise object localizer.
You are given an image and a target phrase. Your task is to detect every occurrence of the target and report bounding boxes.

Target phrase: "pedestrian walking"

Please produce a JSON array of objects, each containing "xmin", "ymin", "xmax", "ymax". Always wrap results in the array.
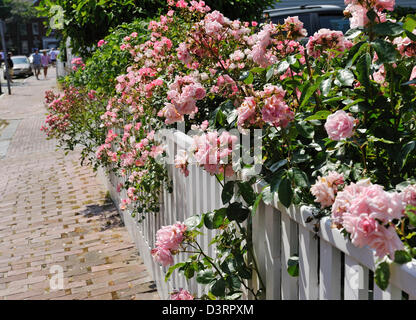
[
  {"xmin": 32, "ymin": 49, "xmax": 42, "ymax": 80},
  {"xmin": 50, "ymin": 48, "xmax": 58, "ymax": 67},
  {"xmin": 41, "ymin": 51, "xmax": 50, "ymax": 79},
  {"xmin": 6, "ymin": 52, "xmax": 13, "ymax": 83}
]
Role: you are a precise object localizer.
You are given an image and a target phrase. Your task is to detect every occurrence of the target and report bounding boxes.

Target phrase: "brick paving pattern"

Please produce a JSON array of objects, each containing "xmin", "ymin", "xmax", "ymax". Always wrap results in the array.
[{"xmin": 0, "ymin": 73, "xmax": 158, "ymax": 300}]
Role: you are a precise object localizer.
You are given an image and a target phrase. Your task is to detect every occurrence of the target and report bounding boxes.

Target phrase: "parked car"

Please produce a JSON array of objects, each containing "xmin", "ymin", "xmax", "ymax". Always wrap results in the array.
[
  {"xmin": 3, "ymin": 55, "xmax": 33, "ymax": 79},
  {"xmin": 263, "ymin": 5, "xmax": 350, "ymax": 36}
]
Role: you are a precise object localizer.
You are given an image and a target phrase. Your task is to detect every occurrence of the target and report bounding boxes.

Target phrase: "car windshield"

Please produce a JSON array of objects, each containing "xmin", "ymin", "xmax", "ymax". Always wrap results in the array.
[
  {"xmin": 319, "ymin": 15, "xmax": 350, "ymax": 33},
  {"xmin": 12, "ymin": 57, "xmax": 28, "ymax": 64}
]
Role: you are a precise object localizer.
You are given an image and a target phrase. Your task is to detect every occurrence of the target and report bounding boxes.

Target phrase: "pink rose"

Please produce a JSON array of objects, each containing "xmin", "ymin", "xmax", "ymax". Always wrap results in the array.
[
  {"xmin": 409, "ymin": 66, "xmax": 416, "ymax": 86},
  {"xmin": 324, "ymin": 110, "xmax": 356, "ymax": 141},
  {"xmin": 343, "ymin": 214, "xmax": 404, "ymax": 258},
  {"xmin": 237, "ymin": 96, "xmax": 256, "ymax": 127},
  {"xmin": 331, "ymin": 179, "xmax": 372, "ymax": 226},
  {"xmin": 151, "ymin": 247, "xmax": 174, "ymax": 267},
  {"xmin": 170, "ymin": 289, "xmax": 194, "ymax": 300},
  {"xmin": 155, "ymin": 223, "xmax": 187, "ymax": 251},
  {"xmin": 402, "ymin": 184, "xmax": 416, "ymax": 206},
  {"xmin": 175, "ymin": 150, "xmax": 189, "ymax": 177},
  {"xmin": 376, "ymin": 0, "xmax": 395, "ymax": 11},
  {"xmin": 97, "ymin": 39, "xmax": 107, "ymax": 47},
  {"xmin": 311, "ymin": 172, "xmax": 344, "ymax": 208}
]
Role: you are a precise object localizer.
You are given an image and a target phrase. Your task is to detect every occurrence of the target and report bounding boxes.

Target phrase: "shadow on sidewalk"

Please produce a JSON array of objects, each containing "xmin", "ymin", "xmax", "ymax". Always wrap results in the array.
[{"xmin": 80, "ymin": 201, "xmax": 124, "ymax": 231}]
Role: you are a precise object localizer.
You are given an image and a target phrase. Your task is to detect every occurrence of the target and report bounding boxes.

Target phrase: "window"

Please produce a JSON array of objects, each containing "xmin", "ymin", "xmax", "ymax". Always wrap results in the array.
[
  {"xmin": 32, "ymin": 22, "xmax": 39, "ymax": 35},
  {"xmin": 19, "ymin": 24, "xmax": 27, "ymax": 36},
  {"xmin": 11, "ymin": 57, "xmax": 29, "ymax": 64},
  {"xmin": 319, "ymin": 15, "xmax": 350, "ymax": 33},
  {"xmin": 21, "ymin": 40, "xmax": 29, "ymax": 54},
  {"xmin": 33, "ymin": 40, "xmax": 41, "ymax": 51}
]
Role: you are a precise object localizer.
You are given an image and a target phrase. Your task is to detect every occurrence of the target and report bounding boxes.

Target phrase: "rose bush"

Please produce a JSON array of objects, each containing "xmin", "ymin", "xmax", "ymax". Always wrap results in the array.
[{"xmin": 43, "ymin": 0, "xmax": 416, "ymax": 299}]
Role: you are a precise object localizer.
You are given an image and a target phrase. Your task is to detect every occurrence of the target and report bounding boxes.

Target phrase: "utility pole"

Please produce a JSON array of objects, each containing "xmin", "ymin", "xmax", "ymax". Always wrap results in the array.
[{"xmin": 0, "ymin": 19, "xmax": 11, "ymax": 95}]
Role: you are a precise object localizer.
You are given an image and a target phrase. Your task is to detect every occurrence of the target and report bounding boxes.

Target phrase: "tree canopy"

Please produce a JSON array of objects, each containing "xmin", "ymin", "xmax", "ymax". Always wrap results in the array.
[
  {"xmin": 37, "ymin": 0, "xmax": 278, "ymax": 57},
  {"xmin": 0, "ymin": 0, "xmax": 37, "ymax": 22}
]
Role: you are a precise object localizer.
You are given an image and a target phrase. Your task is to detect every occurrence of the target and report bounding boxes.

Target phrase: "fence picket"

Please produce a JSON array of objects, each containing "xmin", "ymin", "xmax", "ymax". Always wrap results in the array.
[
  {"xmin": 319, "ymin": 239, "xmax": 341, "ymax": 300},
  {"xmin": 299, "ymin": 223, "xmax": 319, "ymax": 300},
  {"xmin": 280, "ymin": 207, "xmax": 299, "ymax": 299},
  {"xmin": 373, "ymin": 283, "xmax": 401, "ymax": 300},
  {"xmin": 264, "ymin": 205, "xmax": 281, "ymax": 300},
  {"xmin": 344, "ymin": 255, "xmax": 369, "ymax": 300}
]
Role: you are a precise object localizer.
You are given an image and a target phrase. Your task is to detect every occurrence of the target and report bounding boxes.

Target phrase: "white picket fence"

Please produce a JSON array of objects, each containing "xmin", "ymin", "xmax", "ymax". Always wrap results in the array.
[{"xmin": 98, "ymin": 130, "xmax": 416, "ymax": 300}]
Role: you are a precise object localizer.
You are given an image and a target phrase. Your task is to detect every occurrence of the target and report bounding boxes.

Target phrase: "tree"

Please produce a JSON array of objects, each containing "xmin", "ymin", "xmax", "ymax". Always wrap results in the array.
[
  {"xmin": 38, "ymin": 0, "xmax": 279, "ymax": 57},
  {"xmin": 37, "ymin": 0, "xmax": 168, "ymax": 57},
  {"xmin": 0, "ymin": 0, "xmax": 37, "ymax": 22}
]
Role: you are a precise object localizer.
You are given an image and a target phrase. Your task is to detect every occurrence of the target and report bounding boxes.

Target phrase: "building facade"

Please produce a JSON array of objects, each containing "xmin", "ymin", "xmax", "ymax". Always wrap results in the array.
[{"xmin": 2, "ymin": 17, "xmax": 60, "ymax": 56}]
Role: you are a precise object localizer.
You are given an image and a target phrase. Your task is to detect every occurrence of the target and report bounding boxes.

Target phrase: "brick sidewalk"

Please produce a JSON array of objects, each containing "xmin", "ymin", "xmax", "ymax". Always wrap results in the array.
[{"xmin": 0, "ymin": 72, "xmax": 159, "ymax": 300}]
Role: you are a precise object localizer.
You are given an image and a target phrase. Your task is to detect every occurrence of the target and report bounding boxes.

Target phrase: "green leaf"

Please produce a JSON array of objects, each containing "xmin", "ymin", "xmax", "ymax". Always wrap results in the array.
[
  {"xmin": 261, "ymin": 186, "xmax": 274, "ymax": 205},
  {"xmin": 250, "ymin": 67, "xmax": 264, "ymax": 73},
  {"xmin": 266, "ymin": 65, "xmax": 275, "ymax": 82},
  {"xmin": 276, "ymin": 60, "xmax": 290, "ymax": 75},
  {"xmin": 213, "ymin": 208, "xmax": 227, "ymax": 229},
  {"xmin": 295, "ymin": 121, "xmax": 314, "ymax": 139},
  {"xmin": 399, "ymin": 141, "xmax": 416, "ymax": 170},
  {"xmin": 237, "ymin": 182, "xmax": 256, "ymax": 206},
  {"xmin": 405, "ymin": 29, "xmax": 416, "ymax": 42},
  {"xmin": 204, "ymin": 209, "xmax": 226, "ymax": 229},
  {"xmin": 227, "ymin": 202, "xmax": 250, "ymax": 223},
  {"xmin": 346, "ymin": 41, "xmax": 368, "ymax": 67},
  {"xmin": 394, "ymin": 250, "xmax": 412, "ymax": 265},
  {"xmin": 373, "ymin": 22, "xmax": 404, "ymax": 37},
  {"xmin": 403, "ymin": 14, "xmax": 416, "ymax": 33},
  {"xmin": 225, "ymin": 292, "xmax": 242, "ymax": 300},
  {"xmin": 239, "ymin": 71, "xmax": 250, "ymax": 81},
  {"xmin": 227, "ymin": 275, "xmax": 241, "ymax": 290},
  {"xmin": 291, "ymin": 168, "xmax": 309, "ymax": 188},
  {"xmin": 356, "ymin": 53, "xmax": 371, "ymax": 90},
  {"xmin": 372, "ymin": 39, "xmax": 398, "ymax": 64},
  {"xmin": 184, "ymin": 263, "xmax": 195, "ymax": 279},
  {"xmin": 336, "ymin": 69, "xmax": 355, "ymax": 87},
  {"xmin": 292, "ymin": 150, "xmax": 311, "ymax": 164},
  {"xmin": 222, "ymin": 181, "xmax": 235, "ymax": 204},
  {"xmin": 184, "ymin": 215, "xmax": 203, "ymax": 230},
  {"xmin": 402, "ymin": 79, "xmax": 416, "ymax": 86},
  {"xmin": 269, "ymin": 159, "xmax": 288, "ymax": 172},
  {"xmin": 196, "ymin": 270, "xmax": 215, "ymax": 284},
  {"xmin": 270, "ymin": 169, "xmax": 285, "ymax": 193},
  {"xmin": 244, "ymin": 72, "xmax": 254, "ymax": 85},
  {"xmin": 375, "ymin": 261, "xmax": 390, "ymax": 291},
  {"xmin": 300, "ymin": 80, "xmax": 322, "ymax": 108},
  {"xmin": 251, "ymin": 192, "xmax": 263, "ymax": 216},
  {"xmin": 204, "ymin": 212, "xmax": 216, "ymax": 229},
  {"xmin": 305, "ymin": 110, "xmax": 331, "ymax": 121},
  {"xmin": 319, "ymin": 77, "xmax": 332, "ymax": 97},
  {"xmin": 211, "ymin": 278, "xmax": 226, "ymax": 297},
  {"xmin": 345, "ymin": 28, "xmax": 363, "ymax": 39},
  {"xmin": 278, "ymin": 177, "xmax": 293, "ymax": 208},
  {"xmin": 165, "ymin": 263, "xmax": 185, "ymax": 282},
  {"xmin": 406, "ymin": 207, "xmax": 416, "ymax": 227},
  {"xmin": 287, "ymin": 255, "xmax": 299, "ymax": 277}
]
